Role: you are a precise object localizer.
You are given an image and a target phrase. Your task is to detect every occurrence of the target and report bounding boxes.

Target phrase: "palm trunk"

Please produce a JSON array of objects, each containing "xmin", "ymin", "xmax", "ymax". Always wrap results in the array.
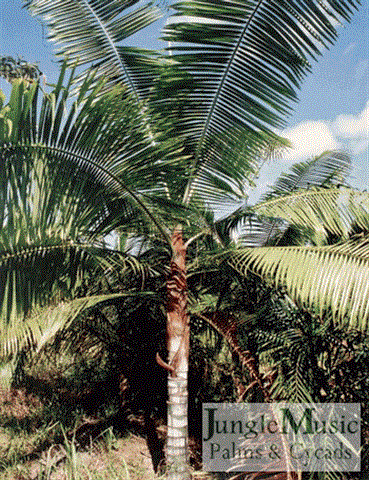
[{"xmin": 165, "ymin": 225, "xmax": 190, "ymax": 480}]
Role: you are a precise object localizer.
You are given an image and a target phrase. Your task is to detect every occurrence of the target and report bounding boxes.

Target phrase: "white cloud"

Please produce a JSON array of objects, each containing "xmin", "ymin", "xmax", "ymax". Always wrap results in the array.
[
  {"xmin": 280, "ymin": 101, "xmax": 369, "ymax": 163},
  {"xmin": 332, "ymin": 100, "xmax": 369, "ymax": 138},
  {"xmin": 248, "ymin": 102, "xmax": 369, "ymax": 203},
  {"xmin": 282, "ymin": 121, "xmax": 340, "ymax": 164},
  {"xmin": 331, "ymin": 100, "xmax": 369, "ymax": 155}
]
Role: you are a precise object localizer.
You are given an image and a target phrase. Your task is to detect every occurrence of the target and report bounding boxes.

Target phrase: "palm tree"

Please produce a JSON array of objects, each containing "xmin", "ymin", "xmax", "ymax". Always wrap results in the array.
[
  {"xmin": 193, "ymin": 149, "xmax": 368, "ymax": 365},
  {"xmin": 2, "ymin": 0, "xmax": 364, "ymax": 477}
]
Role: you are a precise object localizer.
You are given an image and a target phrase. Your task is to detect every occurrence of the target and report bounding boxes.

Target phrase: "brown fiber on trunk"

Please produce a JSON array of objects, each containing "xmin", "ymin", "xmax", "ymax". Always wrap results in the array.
[{"xmin": 165, "ymin": 226, "xmax": 191, "ymax": 480}]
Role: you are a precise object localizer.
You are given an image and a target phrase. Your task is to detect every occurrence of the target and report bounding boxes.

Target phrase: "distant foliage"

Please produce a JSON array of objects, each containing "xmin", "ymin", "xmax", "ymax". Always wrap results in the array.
[{"xmin": 0, "ymin": 56, "xmax": 43, "ymax": 84}]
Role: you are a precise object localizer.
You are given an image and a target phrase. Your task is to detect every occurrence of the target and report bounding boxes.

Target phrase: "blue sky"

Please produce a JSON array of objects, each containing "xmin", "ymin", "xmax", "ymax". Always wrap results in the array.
[{"xmin": 1, "ymin": 0, "xmax": 368, "ymax": 198}]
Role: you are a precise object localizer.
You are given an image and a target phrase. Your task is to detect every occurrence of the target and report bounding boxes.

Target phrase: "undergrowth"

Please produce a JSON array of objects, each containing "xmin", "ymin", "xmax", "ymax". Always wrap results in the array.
[{"xmin": 0, "ymin": 385, "xmax": 162, "ymax": 480}]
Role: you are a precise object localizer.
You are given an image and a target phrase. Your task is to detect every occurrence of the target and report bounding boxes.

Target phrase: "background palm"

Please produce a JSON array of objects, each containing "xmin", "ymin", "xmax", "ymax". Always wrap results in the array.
[{"xmin": 185, "ymin": 150, "xmax": 368, "ymax": 390}]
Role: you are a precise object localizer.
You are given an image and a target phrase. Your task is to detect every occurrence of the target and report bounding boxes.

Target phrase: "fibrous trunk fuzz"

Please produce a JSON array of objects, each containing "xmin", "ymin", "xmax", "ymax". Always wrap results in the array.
[{"xmin": 165, "ymin": 225, "xmax": 190, "ymax": 480}]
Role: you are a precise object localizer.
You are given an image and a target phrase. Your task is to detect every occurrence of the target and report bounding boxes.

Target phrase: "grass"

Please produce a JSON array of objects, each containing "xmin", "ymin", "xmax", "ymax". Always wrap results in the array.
[
  {"xmin": 0, "ymin": 424, "xmax": 164, "ymax": 480},
  {"xmin": 0, "ymin": 386, "xmax": 164, "ymax": 480}
]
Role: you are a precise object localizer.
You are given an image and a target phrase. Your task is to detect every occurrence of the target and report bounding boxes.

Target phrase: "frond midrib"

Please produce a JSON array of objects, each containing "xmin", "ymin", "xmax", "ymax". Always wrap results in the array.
[
  {"xmin": 80, "ymin": 0, "xmax": 139, "ymax": 100},
  {"xmin": 182, "ymin": 0, "xmax": 265, "ymax": 205}
]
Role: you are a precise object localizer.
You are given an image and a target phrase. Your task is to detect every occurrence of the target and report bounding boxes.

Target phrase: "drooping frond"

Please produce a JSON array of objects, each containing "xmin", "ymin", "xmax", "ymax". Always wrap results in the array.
[
  {"xmin": 25, "ymin": 0, "xmax": 164, "ymax": 98},
  {"xmin": 254, "ymin": 187, "xmax": 369, "ymax": 244},
  {"xmin": 0, "ymin": 232, "xmax": 145, "ymax": 326},
  {"xmin": 212, "ymin": 206, "xmax": 287, "ymax": 247},
  {"xmin": 229, "ymin": 235, "xmax": 369, "ymax": 332},
  {"xmin": 239, "ymin": 214, "xmax": 289, "ymax": 247},
  {"xmin": 0, "ymin": 68, "xmax": 184, "ymax": 242},
  {"xmin": 234, "ymin": 152, "xmax": 353, "ymax": 246},
  {"xmin": 0, "ymin": 291, "xmax": 157, "ymax": 359},
  {"xmin": 210, "ymin": 152, "xmax": 352, "ymax": 247},
  {"xmin": 25, "ymin": 0, "xmax": 360, "ymax": 212},
  {"xmin": 0, "ymin": 68, "xmax": 183, "ymax": 329},
  {"xmin": 0, "ymin": 144, "xmax": 149, "ymax": 327}
]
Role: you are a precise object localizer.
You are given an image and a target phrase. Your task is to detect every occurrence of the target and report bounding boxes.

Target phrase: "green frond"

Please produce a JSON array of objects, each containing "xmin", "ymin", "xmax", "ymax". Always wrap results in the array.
[
  {"xmin": 25, "ymin": 0, "xmax": 164, "ymax": 98},
  {"xmin": 25, "ymin": 0, "xmax": 360, "ymax": 211},
  {"xmin": 254, "ymin": 187, "xmax": 369, "ymax": 244},
  {"xmin": 0, "ymin": 291, "xmax": 156, "ymax": 359},
  {"xmin": 165, "ymin": 149, "xmax": 354, "ymax": 249},
  {"xmin": 0, "ymin": 227, "xmax": 148, "ymax": 323},
  {"xmin": 0, "ymin": 68, "xmax": 182, "ymax": 333},
  {"xmin": 161, "ymin": 0, "xmax": 359, "ymax": 203},
  {"xmin": 261, "ymin": 151, "xmax": 352, "ymax": 201},
  {"xmin": 0, "ymin": 67, "xmax": 184, "ymax": 241},
  {"xmin": 229, "ymin": 236, "xmax": 369, "ymax": 332},
  {"xmin": 270, "ymin": 357, "xmax": 315, "ymax": 402},
  {"xmin": 233, "ymin": 153, "xmax": 353, "ymax": 247}
]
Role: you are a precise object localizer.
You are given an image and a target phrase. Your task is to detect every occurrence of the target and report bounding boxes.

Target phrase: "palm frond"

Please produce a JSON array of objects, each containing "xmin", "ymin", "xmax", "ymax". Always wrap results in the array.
[
  {"xmin": 0, "ymin": 69, "xmax": 185, "ymax": 242},
  {"xmin": 253, "ymin": 187, "xmax": 369, "ymax": 244},
  {"xmin": 26, "ymin": 0, "xmax": 360, "ymax": 211},
  {"xmin": 25, "ymin": 0, "xmax": 164, "ymax": 98},
  {"xmin": 0, "ymin": 232, "xmax": 148, "ymax": 325},
  {"xmin": 0, "ymin": 69, "xmax": 183, "ymax": 328},
  {"xmin": 229, "ymin": 236, "xmax": 369, "ymax": 332},
  {"xmin": 209, "ymin": 152, "xmax": 353, "ymax": 247},
  {"xmin": 161, "ymin": 0, "xmax": 359, "ymax": 203},
  {"xmin": 261, "ymin": 150, "xmax": 351, "ymax": 201},
  {"xmin": 0, "ymin": 291, "xmax": 156, "ymax": 359},
  {"xmin": 237, "ymin": 152, "xmax": 353, "ymax": 246}
]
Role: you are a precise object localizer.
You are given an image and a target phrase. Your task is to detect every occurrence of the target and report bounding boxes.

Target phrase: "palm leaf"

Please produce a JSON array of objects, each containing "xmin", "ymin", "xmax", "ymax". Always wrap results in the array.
[
  {"xmin": 24, "ymin": 0, "xmax": 360, "ymax": 210},
  {"xmin": 0, "ymin": 69, "xmax": 183, "ymax": 327},
  {"xmin": 261, "ymin": 150, "xmax": 351, "ymax": 201},
  {"xmin": 25, "ymin": 0, "xmax": 164, "ymax": 98},
  {"xmin": 0, "ymin": 149, "xmax": 147, "ymax": 324},
  {"xmin": 234, "ymin": 152, "xmax": 353, "ymax": 246},
  {"xmin": 253, "ymin": 187, "xmax": 369, "ymax": 244},
  {"xmin": 229, "ymin": 236, "xmax": 369, "ymax": 332},
  {"xmin": 0, "ymin": 291, "xmax": 157, "ymax": 359},
  {"xmin": 210, "ymin": 152, "xmax": 352, "ymax": 247},
  {"xmin": 0, "ymin": 234, "xmax": 144, "ymax": 327},
  {"xmin": 0, "ymin": 69, "xmax": 184, "ymax": 241},
  {"xmin": 161, "ymin": 0, "xmax": 359, "ymax": 204}
]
